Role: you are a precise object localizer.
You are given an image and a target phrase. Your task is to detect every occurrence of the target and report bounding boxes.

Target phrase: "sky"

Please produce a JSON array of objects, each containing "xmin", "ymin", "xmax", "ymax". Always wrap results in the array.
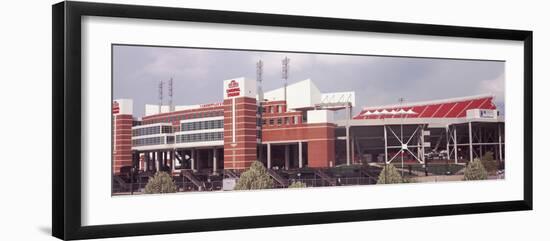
[{"xmin": 113, "ymin": 45, "xmax": 505, "ymax": 117}]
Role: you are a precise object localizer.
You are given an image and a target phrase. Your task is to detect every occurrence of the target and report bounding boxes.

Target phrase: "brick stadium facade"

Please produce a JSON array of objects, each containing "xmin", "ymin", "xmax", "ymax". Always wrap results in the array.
[{"xmin": 112, "ymin": 77, "xmax": 505, "ymax": 189}]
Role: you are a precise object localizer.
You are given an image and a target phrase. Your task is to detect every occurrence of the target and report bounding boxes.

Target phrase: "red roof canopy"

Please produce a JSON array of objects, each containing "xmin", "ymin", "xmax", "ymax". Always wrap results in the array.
[{"xmin": 353, "ymin": 94, "xmax": 496, "ymax": 120}]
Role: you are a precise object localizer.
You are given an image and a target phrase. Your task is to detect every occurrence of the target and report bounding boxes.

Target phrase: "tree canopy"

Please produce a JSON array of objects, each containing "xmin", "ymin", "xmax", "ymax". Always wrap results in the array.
[
  {"xmin": 377, "ymin": 164, "xmax": 403, "ymax": 184},
  {"xmin": 235, "ymin": 161, "xmax": 274, "ymax": 190},
  {"xmin": 144, "ymin": 171, "xmax": 178, "ymax": 194}
]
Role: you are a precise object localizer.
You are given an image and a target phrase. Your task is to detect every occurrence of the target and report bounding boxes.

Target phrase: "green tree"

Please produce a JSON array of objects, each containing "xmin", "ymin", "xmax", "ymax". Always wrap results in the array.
[
  {"xmin": 144, "ymin": 171, "xmax": 178, "ymax": 194},
  {"xmin": 235, "ymin": 161, "xmax": 274, "ymax": 190},
  {"xmin": 377, "ymin": 164, "xmax": 403, "ymax": 184},
  {"xmin": 288, "ymin": 181, "xmax": 307, "ymax": 188},
  {"xmin": 463, "ymin": 158, "xmax": 488, "ymax": 181},
  {"xmin": 481, "ymin": 151, "xmax": 498, "ymax": 175}
]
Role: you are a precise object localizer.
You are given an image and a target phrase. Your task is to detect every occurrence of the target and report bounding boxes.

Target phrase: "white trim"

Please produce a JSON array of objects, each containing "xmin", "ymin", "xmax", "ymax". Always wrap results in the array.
[
  {"xmin": 179, "ymin": 116, "xmax": 223, "ymax": 123},
  {"xmin": 131, "ymin": 122, "xmax": 171, "ymax": 129},
  {"xmin": 131, "ymin": 133, "xmax": 171, "ymax": 140},
  {"xmin": 175, "ymin": 128, "xmax": 224, "ymax": 135},
  {"xmin": 132, "ymin": 141, "xmax": 224, "ymax": 151}
]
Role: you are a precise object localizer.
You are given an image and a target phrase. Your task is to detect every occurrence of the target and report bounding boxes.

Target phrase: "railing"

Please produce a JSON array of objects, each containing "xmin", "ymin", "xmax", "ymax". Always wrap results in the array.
[{"xmin": 112, "ymin": 178, "xmax": 224, "ymax": 195}]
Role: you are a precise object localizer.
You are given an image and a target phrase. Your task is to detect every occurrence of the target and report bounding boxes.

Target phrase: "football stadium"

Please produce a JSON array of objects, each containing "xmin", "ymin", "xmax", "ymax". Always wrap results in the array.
[{"xmin": 112, "ymin": 76, "xmax": 504, "ymax": 193}]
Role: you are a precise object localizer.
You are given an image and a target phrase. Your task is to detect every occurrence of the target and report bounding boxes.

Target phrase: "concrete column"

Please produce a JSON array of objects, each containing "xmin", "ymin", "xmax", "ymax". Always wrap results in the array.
[
  {"xmin": 155, "ymin": 151, "xmax": 160, "ymax": 172},
  {"xmin": 284, "ymin": 145, "xmax": 290, "ymax": 170},
  {"xmin": 213, "ymin": 148, "xmax": 218, "ymax": 173},
  {"xmin": 298, "ymin": 142, "xmax": 303, "ymax": 168},
  {"xmin": 468, "ymin": 122, "xmax": 473, "ymax": 162},
  {"xmin": 171, "ymin": 150, "xmax": 175, "ymax": 172},
  {"xmin": 190, "ymin": 149, "xmax": 195, "ymax": 171},
  {"xmin": 267, "ymin": 143, "xmax": 272, "ymax": 169},
  {"xmin": 143, "ymin": 152, "xmax": 148, "ymax": 171}
]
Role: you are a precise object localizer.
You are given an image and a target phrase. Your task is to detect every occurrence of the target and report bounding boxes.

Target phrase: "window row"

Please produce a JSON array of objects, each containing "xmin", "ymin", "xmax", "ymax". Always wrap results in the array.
[
  {"xmin": 176, "ymin": 132, "xmax": 224, "ymax": 143},
  {"xmin": 142, "ymin": 110, "xmax": 224, "ymax": 125},
  {"xmin": 263, "ymin": 105, "xmax": 284, "ymax": 114},
  {"xmin": 132, "ymin": 125, "xmax": 172, "ymax": 136},
  {"xmin": 132, "ymin": 126, "xmax": 161, "ymax": 136},
  {"xmin": 262, "ymin": 116, "xmax": 301, "ymax": 126},
  {"xmin": 132, "ymin": 136, "xmax": 165, "ymax": 146},
  {"xmin": 181, "ymin": 119, "xmax": 223, "ymax": 131}
]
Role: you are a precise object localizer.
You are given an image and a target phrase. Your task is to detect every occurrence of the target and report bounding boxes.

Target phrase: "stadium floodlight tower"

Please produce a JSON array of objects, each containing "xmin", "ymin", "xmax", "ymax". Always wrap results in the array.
[
  {"xmin": 257, "ymin": 60, "xmax": 264, "ymax": 161},
  {"xmin": 168, "ymin": 77, "xmax": 174, "ymax": 112},
  {"xmin": 158, "ymin": 79, "xmax": 164, "ymax": 114},
  {"xmin": 282, "ymin": 56, "xmax": 290, "ymax": 103}
]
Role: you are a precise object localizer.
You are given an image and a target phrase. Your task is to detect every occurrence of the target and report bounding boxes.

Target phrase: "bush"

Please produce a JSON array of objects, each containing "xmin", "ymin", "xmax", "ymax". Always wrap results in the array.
[
  {"xmin": 377, "ymin": 164, "xmax": 403, "ymax": 184},
  {"xmin": 235, "ymin": 161, "xmax": 274, "ymax": 190},
  {"xmin": 288, "ymin": 181, "xmax": 307, "ymax": 188},
  {"xmin": 481, "ymin": 151, "xmax": 498, "ymax": 175},
  {"xmin": 463, "ymin": 158, "xmax": 488, "ymax": 181},
  {"xmin": 144, "ymin": 171, "xmax": 178, "ymax": 194}
]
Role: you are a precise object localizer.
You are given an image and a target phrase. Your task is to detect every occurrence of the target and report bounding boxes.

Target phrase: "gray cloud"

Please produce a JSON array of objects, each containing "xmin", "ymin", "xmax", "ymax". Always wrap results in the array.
[{"xmin": 113, "ymin": 45, "xmax": 505, "ymax": 117}]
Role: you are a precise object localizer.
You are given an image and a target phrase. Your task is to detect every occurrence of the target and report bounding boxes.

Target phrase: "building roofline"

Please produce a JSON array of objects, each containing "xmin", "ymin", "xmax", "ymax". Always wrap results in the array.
[{"xmin": 360, "ymin": 93, "xmax": 495, "ymax": 111}]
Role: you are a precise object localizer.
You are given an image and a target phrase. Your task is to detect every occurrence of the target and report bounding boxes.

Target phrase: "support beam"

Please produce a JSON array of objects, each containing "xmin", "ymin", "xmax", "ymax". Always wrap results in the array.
[
  {"xmin": 446, "ymin": 126, "xmax": 450, "ymax": 160},
  {"xmin": 468, "ymin": 122, "xmax": 473, "ymax": 162},
  {"xmin": 298, "ymin": 142, "xmax": 303, "ymax": 168},
  {"xmin": 346, "ymin": 105, "xmax": 351, "ymax": 166},
  {"xmin": 267, "ymin": 143, "xmax": 272, "ymax": 169},
  {"xmin": 384, "ymin": 125, "xmax": 388, "ymax": 164},
  {"xmin": 498, "ymin": 124, "xmax": 503, "ymax": 161},
  {"xmin": 351, "ymin": 136, "xmax": 355, "ymax": 164},
  {"xmin": 453, "ymin": 126, "xmax": 458, "ymax": 164}
]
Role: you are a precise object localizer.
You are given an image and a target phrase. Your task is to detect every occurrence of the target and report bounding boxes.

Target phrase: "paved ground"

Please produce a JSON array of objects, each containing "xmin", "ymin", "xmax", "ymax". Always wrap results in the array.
[{"xmin": 412, "ymin": 175, "xmax": 464, "ymax": 182}]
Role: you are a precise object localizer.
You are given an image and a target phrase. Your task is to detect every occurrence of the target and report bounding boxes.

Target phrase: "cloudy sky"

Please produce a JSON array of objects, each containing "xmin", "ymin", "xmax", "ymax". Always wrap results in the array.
[{"xmin": 113, "ymin": 45, "xmax": 505, "ymax": 117}]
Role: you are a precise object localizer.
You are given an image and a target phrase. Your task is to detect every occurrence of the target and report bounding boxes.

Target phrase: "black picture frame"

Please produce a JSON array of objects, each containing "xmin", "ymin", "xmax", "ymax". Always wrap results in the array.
[{"xmin": 52, "ymin": 1, "xmax": 533, "ymax": 240}]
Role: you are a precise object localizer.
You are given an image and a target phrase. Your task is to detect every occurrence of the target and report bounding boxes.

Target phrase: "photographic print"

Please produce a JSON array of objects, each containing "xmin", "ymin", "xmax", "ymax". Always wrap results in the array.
[
  {"xmin": 53, "ymin": 2, "xmax": 531, "ymax": 239},
  {"xmin": 111, "ymin": 45, "xmax": 505, "ymax": 195}
]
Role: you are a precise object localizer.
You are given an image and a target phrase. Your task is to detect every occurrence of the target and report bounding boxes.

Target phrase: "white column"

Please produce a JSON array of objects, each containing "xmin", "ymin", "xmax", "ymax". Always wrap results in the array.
[
  {"xmin": 284, "ymin": 145, "xmax": 290, "ymax": 170},
  {"xmin": 190, "ymin": 149, "xmax": 195, "ymax": 171},
  {"xmin": 143, "ymin": 152, "xmax": 148, "ymax": 171},
  {"xmin": 445, "ymin": 126, "xmax": 450, "ymax": 160},
  {"xmin": 453, "ymin": 127, "xmax": 458, "ymax": 164},
  {"xmin": 298, "ymin": 142, "xmax": 303, "ymax": 168},
  {"xmin": 155, "ymin": 151, "xmax": 160, "ymax": 171},
  {"xmin": 346, "ymin": 126, "xmax": 351, "ymax": 165},
  {"xmin": 383, "ymin": 125, "xmax": 388, "ymax": 163},
  {"xmin": 213, "ymin": 148, "xmax": 218, "ymax": 173},
  {"xmin": 468, "ymin": 122, "xmax": 473, "ymax": 162},
  {"xmin": 498, "ymin": 124, "xmax": 503, "ymax": 161},
  {"xmin": 267, "ymin": 143, "xmax": 272, "ymax": 169},
  {"xmin": 171, "ymin": 150, "xmax": 175, "ymax": 173},
  {"xmin": 351, "ymin": 136, "xmax": 355, "ymax": 164}
]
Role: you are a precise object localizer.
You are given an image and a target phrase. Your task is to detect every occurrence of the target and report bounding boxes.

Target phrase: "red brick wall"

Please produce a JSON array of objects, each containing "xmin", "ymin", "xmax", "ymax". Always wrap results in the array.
[
  {"xmin": 113, "ymin": 114, "xmax": 133, "ymax": 174},
  {"xmin": 262, "ymin": 123, "xmax": 336, "ymax": 168},
  {"xmin": 223, "ymin": 97, "xmax": 258, "ymax": 170}
]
